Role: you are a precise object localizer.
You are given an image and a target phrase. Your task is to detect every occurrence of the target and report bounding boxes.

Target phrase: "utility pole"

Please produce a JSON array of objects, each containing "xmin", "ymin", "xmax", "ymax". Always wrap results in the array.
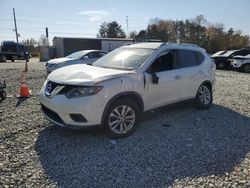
[
  {"xmin": 126, "ymin": 16, "xmax": 129, "ymax": 38},
  {"xmin": 13, "ymin": 8, "xmax": 19, "ymax": 43},
  {"xmin": 45, "ymin": 27, "xmax": 49, "ymax": 46}
]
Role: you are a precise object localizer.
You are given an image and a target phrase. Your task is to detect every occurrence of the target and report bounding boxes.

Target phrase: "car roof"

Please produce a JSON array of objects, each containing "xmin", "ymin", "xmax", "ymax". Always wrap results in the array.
[
  {"xmin": 125, "ymin": 42, "xmax": 164, "ymax": 49},
  {"xmin": 211, "ymin": 50, "xmax": 225, "ymax": 57},
  {"xmin": 218, "ymin": 50, "xmax": 238, "ymax": 57},
  {"xmin": 77, "ymin": 50, "xmax": 107, "ymax": 53},
  {"xmin": 124, "ymin": 42, "xmax": 202, "ymax": 50}
]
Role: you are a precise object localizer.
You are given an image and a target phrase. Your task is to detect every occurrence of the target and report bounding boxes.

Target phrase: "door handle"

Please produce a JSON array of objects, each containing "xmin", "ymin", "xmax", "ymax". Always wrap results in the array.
[
  {"xmin": 198, "ymin": 70, "xmax": 204, "ymax": 74},
  {"xmin": 174, "ymin": 75, "xmax": 181, "ymax": 80}
]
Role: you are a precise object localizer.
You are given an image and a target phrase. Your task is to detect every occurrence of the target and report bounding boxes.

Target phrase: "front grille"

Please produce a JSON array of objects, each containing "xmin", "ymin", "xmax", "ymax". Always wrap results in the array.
[
  {"xmin": 46, "ymin": 81, "xmax": 58, "ymax": 93},
  {"xmin": 41, "ymin": 104, "xmax": 64, "ymax": 125},
  {"xmin": 45, "ymin": 81, "xmax": 62, "ymax": 97}
]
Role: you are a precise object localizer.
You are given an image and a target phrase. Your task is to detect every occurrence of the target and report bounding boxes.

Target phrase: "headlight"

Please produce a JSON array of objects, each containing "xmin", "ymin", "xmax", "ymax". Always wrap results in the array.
[{"xmin": 66, "ymin": 86, "xmax": 103, "ymax": 98}]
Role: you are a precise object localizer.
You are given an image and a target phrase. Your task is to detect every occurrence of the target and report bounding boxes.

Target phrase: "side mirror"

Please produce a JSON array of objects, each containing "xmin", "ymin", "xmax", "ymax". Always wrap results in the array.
[{"xmin": 148, "ymin": 71, "xmax": 159, "ymax": 85}]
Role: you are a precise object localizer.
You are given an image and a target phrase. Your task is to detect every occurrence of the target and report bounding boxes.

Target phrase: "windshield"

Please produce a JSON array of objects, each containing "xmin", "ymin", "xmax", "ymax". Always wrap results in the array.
[
  {"xmin": 220, "ymin": 50, "xmax": 238, "ymax": 57},
  {"xmin": 92, "ymin": 48, "xmax": 154, "ymax": 70},
  {"xmin": 66, "ymin": 51, "xmax": 88, "ymax": 59}
]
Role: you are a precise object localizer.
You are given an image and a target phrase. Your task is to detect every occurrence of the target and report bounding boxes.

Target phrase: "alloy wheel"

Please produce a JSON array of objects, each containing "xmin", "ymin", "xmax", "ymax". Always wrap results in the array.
[
  {"xmin": 108, "ymin": 105, "xmax": 136, "ymax": 134},
  {"xmin": 198, "ymin": 85, "xmax": 211, "ymax": 105}
]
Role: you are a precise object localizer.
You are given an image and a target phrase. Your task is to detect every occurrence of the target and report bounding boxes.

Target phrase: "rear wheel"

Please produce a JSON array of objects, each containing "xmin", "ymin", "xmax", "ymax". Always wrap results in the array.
[
  {"xmin": 104, "ymin": 98, "xmax": 140, "ymax": 138},
  {"xmin": 242, "ymin": 64, "xmax": 250, "ymax": 73},
  {"xmin": 195, "ymin": 84, "xmax": 213, "ymax": 109}
]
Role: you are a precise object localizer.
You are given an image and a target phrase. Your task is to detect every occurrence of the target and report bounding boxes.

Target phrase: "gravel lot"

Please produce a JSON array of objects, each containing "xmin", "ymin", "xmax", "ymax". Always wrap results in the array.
[{"xmin": 0, "ymin": 59, "xmax": 249, "ymax": 187}]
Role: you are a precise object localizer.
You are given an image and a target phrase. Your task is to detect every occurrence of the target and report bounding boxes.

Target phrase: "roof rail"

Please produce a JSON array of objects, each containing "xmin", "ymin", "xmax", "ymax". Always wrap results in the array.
[
  {"xmin": 160, "ymin": 42, "xmax": 200, "ymax": 48},
  {"xmin": 176, "ymin": 43, "xmax": 199, "ymax": 47},
  {"xmin": 160, "ymin": 42, "xmax": 171, "ymax": 47}
]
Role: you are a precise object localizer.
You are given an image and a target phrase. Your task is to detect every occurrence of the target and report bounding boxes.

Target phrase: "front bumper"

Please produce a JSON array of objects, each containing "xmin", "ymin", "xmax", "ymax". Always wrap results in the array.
[{"xmin": 39, "ymin": 91, "xmax": 107, "ymax": 128}]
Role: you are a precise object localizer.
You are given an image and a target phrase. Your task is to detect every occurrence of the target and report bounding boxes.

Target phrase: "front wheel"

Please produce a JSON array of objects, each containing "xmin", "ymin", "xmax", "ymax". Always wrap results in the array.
[
  {"xmin": 195, "ymin": 84, "xmax": 213, "ymax": 109},
  {"xmin": 104, "ymin": 99, "xmax": 140, "ymax": 138}
]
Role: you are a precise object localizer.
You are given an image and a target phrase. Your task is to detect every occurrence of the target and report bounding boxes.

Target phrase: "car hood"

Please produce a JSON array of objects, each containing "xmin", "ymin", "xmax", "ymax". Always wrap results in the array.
[
  {"xmin": 47, "ymin": 64, "xmax": 133, "ymax": 86},
  {"xmin": 48, "ymin": 57, "xmax": 77, "ymax": 64}
]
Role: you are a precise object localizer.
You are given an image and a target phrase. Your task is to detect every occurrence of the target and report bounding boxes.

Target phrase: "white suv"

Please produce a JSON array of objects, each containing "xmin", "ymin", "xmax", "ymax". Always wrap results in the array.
[{"xmin": 39, "ymin": 43, "xmax": 215, "ymax": 138}]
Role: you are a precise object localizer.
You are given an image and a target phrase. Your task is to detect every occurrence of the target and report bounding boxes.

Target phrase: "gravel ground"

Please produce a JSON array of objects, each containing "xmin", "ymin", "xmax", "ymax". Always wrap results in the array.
[{"xmin": 0, "ymin": 59, "xmax": 249, "ymax": 188}]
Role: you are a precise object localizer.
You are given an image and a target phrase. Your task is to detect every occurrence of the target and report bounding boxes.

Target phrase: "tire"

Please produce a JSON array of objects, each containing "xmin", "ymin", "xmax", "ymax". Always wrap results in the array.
[
  {"xmin": 242, "ymin": 64, "xmax": 250, "ymax": 73},
  {"xmin": 1, "ymin": 56, "xmax": 6, "ymax": 62},
  {"xmin": 104, "ymin": 98, "xmax": 141, "ymax": 138},
  {"xmin": 217, "ymin": 62, "xmax": 225, "ymax": 69},
  {"xmin": 0, "ymin": 90, "xmax": 6, "ymax": 100},
  {"xmin": 195, "ymin": 84, "xmax": 213, "ymax": 109}
]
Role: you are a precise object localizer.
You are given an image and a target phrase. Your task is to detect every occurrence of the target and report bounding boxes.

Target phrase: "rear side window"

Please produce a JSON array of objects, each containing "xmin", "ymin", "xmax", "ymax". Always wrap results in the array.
[
  {"xmin": 99, "ymin": 52, "xmax": 106, "ymax": 57},
  {"xmin": 195, "ymin": 51, "xmax": 205, "ymax": 65},
  {"xmin": 176, "ymin": 50, "xmax": 197, "ymax": 68},
  {"xmin": 88, "ymin": 52, "xmax": 99, "ymax": 59}
]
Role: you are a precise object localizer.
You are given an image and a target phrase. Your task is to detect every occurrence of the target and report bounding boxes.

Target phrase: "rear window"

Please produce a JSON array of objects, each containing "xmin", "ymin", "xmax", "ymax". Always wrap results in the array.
[
  {"xmin": 195, "ymin": 51, "xmax": 205, "ymax": 65},
  {"xmin": 176, "ymin": 50, "xmax": 197, "ymax": 68}
]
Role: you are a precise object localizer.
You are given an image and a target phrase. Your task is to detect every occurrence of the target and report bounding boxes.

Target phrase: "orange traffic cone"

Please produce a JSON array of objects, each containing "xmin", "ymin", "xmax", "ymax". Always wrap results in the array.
[
  {"xmin": 19, "ymin": 73, "xmax": 31, "ymax": 98},
  {"xmin": 24, "ymin": 61, "xmax": 28, "ymax": 72}
]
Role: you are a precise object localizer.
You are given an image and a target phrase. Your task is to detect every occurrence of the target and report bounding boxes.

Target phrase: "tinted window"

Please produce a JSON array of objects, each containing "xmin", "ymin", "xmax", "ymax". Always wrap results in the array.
[
  {"xmin": 88, "ymin": 52, "xmax": 99, "ymax": 59},
  {"xmin": 2, "ymin": 42, "xmax": 17, "ymax": 52},
  {"xmin": 99, "ymin": 52, "xmax": 106, "ymax": 57},
  {"xmin": 233, "ymin": 50, "xmax": 250, "ymax": 57},
  {"xmin": 149, "ymin": 52, "xmax": 174, "ymax": 72},
  {"xmin": 195, "ymin": 51, "xmax": 205, "ymax": 65},
  {"xmin": 176, "ymin": 50, "xmax": 197, "ymax": 68}
]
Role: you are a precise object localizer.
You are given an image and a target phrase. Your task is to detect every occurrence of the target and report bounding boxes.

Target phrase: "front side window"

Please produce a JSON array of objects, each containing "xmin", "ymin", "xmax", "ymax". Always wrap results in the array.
[
  {"xmin": 149, "ymin": 52, "xmax": 174, "ymax": 72},
  {"xmin": 92, "ymin": 48, "xmax": 154, "ymax": 70},
  {"xmin": 176, "ymin": 50, "xmax": 197, "ymax": 68}
]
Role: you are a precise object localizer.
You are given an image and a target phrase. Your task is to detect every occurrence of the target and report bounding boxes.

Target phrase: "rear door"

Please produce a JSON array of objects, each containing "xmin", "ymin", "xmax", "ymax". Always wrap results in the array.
[{"xmin": 175, "ymin": 50, "xmax": 205, "ymax": 99}]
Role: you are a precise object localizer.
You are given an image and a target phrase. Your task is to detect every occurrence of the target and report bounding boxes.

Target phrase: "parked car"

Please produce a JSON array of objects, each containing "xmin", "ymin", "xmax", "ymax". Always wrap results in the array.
[
  {"xmin": 39, "ymin": 42, "xmax": 215, "ymax": 138},
  {"xmin": 231, "ymin": 54, "xmax": 250, "ymax": 73},
  {"xmin": 45, "ymin": 50, "xmax": 107, "ymax": 74},
  {"xmin": 0, "ymin": 41, "xmax": 30, "ymax": 62},
  {"xmin": 211, "ymin": 50, "xmax": 226, "ymax": 58},
  {"xmin": 212, "ymin": 49, "xmax": 250, "ymax": 70}
]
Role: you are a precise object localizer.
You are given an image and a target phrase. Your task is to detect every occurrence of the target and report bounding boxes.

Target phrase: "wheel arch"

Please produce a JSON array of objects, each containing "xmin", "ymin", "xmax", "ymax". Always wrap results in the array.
[
  {"xmin": 199, "ymin": 80, "xmax": 213, "ymax": 91},
  {"xmin": 101, "ymin": 91, "xmax": 144, "ymax": 125}
]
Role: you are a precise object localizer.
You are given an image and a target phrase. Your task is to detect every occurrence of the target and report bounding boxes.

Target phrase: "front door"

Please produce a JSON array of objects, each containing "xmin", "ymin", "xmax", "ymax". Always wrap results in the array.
[{"xmin": 144, "ymin": 51, "xmax": 182, "ymax": 110}]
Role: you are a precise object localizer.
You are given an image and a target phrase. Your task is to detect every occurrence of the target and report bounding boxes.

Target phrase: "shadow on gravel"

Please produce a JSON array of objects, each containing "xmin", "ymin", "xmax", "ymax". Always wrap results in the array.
[
  {"xmin": 15, "ymin": 98, "xmax": 29, "ymax": 108},
  {"xmin": 35, "ymin": 103, "xmax": 250, "ymax": 187}
]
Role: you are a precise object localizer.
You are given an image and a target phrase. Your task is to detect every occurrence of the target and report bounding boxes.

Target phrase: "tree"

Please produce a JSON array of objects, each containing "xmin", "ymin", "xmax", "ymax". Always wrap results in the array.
[
  {"xmin": 129, "ymin": 31, "xmax": 137, "ymax": 39},
  {"xmin": 21, "ymin": 38, "xmax": 38, "ymax": 53},
  {"xmin": 136, "ymin": 30, "xmax": 148, "ymax": 38},
  {"xmin": 136, "ymin": 15, "xmax": 249, "ymax": 53},
  {"xmin": 98, "ymin": 21, "xmax": 126, "ymax": 38}
]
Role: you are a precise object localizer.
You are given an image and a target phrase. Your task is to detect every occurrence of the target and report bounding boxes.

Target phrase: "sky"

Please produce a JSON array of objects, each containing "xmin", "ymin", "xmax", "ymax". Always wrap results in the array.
[{"xmin": 0, "ymin": 0, "xmax": 250, "ymax": 44}]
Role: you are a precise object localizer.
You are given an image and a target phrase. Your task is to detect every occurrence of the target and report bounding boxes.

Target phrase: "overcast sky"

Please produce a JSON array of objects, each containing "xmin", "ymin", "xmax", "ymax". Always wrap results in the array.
[{"xmin": 0, "ymin": 0, "xmax": 250, "ymax": 44}]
